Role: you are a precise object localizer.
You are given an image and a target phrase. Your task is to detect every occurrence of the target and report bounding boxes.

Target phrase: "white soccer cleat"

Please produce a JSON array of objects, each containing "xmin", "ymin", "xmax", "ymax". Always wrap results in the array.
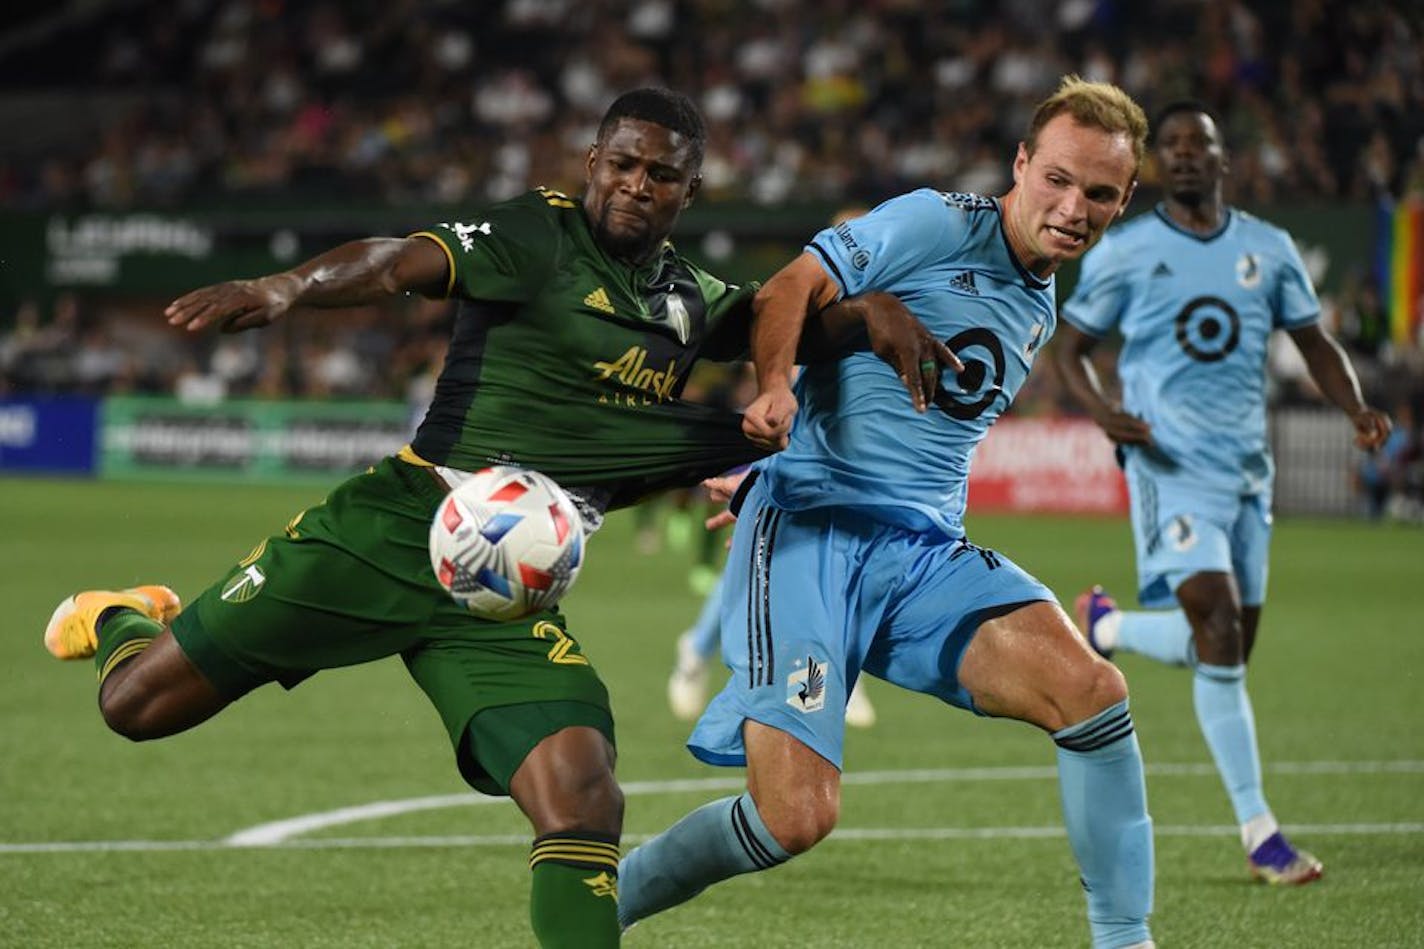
[{"xmin": 666, "ymin": 631, "xmax": 709, "ymax": 721}]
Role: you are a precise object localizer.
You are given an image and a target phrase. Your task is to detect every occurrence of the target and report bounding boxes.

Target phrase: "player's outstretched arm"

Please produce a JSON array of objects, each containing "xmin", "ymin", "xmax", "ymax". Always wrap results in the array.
[
  {"xmin": 744, "ymin": 252, "xmax": 842, "ymax": 450},
  {"xmin": 1288, "ymin": 323, "xmax": 1392, "ymax": 450},
  {"xmin": 802, "ymin": 293, "xmax": 962, "ymax": 413},
  {"xmin": 165, "ymin": 236, "xmax": 449, "ymax": 334},
  {"xmin": 1052, "ymin": 322, "xmax": 1153, "ymax": 445}
]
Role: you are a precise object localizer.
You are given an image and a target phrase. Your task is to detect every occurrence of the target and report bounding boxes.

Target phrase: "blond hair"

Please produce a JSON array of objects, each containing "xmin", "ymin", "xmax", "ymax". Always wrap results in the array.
[{"xmin": 1026, "ymin": 75, "xmax": 1149, "ymax": 168}]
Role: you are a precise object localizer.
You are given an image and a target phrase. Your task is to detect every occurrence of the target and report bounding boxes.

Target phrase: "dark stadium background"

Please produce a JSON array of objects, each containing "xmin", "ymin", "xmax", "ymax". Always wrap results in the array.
[{"xmin": 1, "ymin": 4, "xmax": 1421, "ymax": 947}]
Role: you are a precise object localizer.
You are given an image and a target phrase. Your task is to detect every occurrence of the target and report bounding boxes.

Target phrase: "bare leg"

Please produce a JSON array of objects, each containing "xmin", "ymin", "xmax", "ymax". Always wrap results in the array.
[
  {"xmin": 509, "ymin": 726, "xmax": 623, "ymax": 948},
  {"xmin": 98, "ymin": 630, "xmax": 230, "ymax": 741}
]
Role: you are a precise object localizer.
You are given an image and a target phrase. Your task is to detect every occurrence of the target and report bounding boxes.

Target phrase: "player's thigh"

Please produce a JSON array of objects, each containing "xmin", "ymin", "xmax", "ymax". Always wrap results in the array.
[
  {"xmin": 863, "ymin": 536, "xmax": 1056, "ymax": 714},
  {"xmin": 171, "ymin": 463, "xmax": 446, "ymax": 698},
  {"xmin": 1230, "ymin": 491, "xmax": 1273, "ymax": 607},
  {"xmin": 1126, "ymin": 461, "xmax": 1236, "ymax": 607},
  {"xmin": 693, "ymin": 488, "xmax": 896, "ymax": 770},
  {"xmin": 405, "ymin": 614, "xmax": 614, "ymax": 796},
  {"xmin": 958, "ymin": 601, "xmax": 1124, "ymax": 729}
]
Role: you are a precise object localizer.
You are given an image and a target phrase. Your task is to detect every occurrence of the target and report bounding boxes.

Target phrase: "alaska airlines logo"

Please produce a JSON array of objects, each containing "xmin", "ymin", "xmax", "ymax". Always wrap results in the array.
[{"xmin": 592, "ymin": 346, "xmax": 679, "ymax": 404}]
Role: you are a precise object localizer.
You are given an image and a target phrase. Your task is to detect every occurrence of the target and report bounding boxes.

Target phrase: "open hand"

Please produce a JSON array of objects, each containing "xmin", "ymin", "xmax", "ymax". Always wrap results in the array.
[
  {"xmin": 165, "ymin": 275, "xmax": 298, "ymax": 334},
  {"xmin": 860, "ymin": 292, "xmax": 963, "ymax": 412},
  {"xmin": 1093, "ymin": 407, "xmax": 1154, "ymax": 446}
]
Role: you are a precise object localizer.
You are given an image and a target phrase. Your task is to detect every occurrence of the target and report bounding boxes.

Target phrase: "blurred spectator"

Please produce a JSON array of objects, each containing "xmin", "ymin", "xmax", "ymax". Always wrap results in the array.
[
  {"xmin": 0, "ymin": 0, "xmax": 1418, "ymax": 209},
  {"xmin": 1356, "ymin": 399, "xmax": 1423, "ymax": 521}
]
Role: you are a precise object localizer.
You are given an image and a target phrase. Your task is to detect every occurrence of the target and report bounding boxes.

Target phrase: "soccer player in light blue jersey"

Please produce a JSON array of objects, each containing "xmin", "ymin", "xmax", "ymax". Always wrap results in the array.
[
  {"xmin": 620, "ymin": 77, "xmax": 1158, "ymax": 949},
  {"xmin": 1055, "ymin": 101, "xmax": 1392, "ymax": 887}
]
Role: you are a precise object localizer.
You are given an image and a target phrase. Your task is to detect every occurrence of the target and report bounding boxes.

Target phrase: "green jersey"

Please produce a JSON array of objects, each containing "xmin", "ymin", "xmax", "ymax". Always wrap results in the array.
[{"xmin": 409, "ymin": 187, "xmax": 763, "ymax": 511}]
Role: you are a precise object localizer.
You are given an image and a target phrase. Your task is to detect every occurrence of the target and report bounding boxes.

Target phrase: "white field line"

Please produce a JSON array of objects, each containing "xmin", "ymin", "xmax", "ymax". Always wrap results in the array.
[
  {"xmin": 4, "ymin": 824, "xmax": 1423, "ymax": 855},
  {"xmin": 1, "ymin": 759, "xmax": 1418, "ymax": 855}
]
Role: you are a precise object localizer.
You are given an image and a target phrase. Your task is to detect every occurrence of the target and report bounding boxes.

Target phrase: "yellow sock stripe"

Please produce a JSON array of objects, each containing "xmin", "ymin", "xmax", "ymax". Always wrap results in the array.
[
  {"xmin": 98, "ymin": 638, "xmax": 154, "ymax": 683},
  {"xmin": 532, "ymin": 837, "xmax": 620, "ymax": 854},
  {"xmin": 528, "ymin": 841, "xmax": 621, "ymax": 871}
]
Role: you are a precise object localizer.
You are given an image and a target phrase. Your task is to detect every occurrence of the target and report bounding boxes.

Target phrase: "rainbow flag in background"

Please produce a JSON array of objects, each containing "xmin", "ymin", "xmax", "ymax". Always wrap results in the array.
[{"xmin": 1377, "ymin": 201, "xmax": 1423, "ymax": 347}]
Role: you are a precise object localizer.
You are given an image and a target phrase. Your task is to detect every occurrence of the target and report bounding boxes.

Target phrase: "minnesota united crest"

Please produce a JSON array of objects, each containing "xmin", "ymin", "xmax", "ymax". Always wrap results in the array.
[{"xmin": 787, "ymin": 655, "xmax": 827, "ymax": 713}]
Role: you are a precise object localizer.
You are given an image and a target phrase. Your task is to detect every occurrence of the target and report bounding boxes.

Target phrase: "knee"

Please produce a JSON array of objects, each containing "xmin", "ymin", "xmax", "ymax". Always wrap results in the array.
[
  {"xmin": 523, "ymin": 761, "xmax": 624, "ymax": 838},
  {"xmin": 757, "ymin": 787, "xmax": 838, "ymax": 855},
  {"xmin": 1047, "ymin": 656, "xmax": 1129, "ymax": 732},
  {"xmin": 584, "ymin": 769, "xmax": 625, "ymax": 832}
]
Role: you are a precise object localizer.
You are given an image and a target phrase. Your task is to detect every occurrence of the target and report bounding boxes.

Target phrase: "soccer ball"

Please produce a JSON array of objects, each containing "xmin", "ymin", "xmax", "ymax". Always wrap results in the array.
[{"xmin": 428, "ymin": 466, "xmax": 584, "ymax": 621}]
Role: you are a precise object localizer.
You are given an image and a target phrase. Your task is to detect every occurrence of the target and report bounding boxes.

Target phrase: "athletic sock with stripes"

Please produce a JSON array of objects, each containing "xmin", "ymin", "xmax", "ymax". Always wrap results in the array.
[
  {"xmin": 94, "ymin": 609, "xmax": 163, "ymax": 685},
  {"xmin": 1116, "ymin": 608, "xmax": 1195, "ymax": 666},
  {"xmin": 528, "ymin": 832, "xmax": 620, "ymax": 948},
  {"xmin": 1193, "ymin": 662, "xmax": 1269, "ymax": 825},
  {"xmin": 617, "ymin": 793, "xmax": 788, "ymax": 929},
  {"xmin": 1054, "ymin": 700, "xmax": 1155, "ymax": 949}
]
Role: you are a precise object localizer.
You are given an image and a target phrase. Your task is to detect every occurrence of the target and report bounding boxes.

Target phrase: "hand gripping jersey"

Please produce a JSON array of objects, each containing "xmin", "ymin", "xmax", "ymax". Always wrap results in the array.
[
  {"xmin": 1061, "ymin": 206, "xmax": 1320, "ymax": 494},
  {"xmin": 408, "ymin": 188, "xmax": 763, "ymax": 515},
  {"xmin": 761, "ymin": 188, "xmax": 1057, "ymax": 539}
]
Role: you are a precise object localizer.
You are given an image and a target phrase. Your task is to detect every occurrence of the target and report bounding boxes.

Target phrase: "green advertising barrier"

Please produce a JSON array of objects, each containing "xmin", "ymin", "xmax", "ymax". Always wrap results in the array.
[
  {"xmin": 101, "ymin": 396, "xmax": 414, "ymax": 483},
  {"xmin": 0, "ymin": 201, "xmax": 1377, "ymax": 307}
]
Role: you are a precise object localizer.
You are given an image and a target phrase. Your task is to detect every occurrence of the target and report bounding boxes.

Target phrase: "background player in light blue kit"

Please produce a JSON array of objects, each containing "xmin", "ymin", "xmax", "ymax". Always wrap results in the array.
[
  {"xmin": 620, "ymin": 77, "xmax": 1158, "ymax": 949},
  {"xmin": 1055, "ymin": 101, "xmax": 1392, "ymax": 886}
]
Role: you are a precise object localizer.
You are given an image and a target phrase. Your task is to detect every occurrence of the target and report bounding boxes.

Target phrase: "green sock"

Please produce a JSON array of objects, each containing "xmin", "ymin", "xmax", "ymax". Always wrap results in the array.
[
  {"xmin": 529, "ymin": 833, "xmax": 620, "ymax": 948},
  {"xmin": 95, "ymin": 609, "xmax": 162, "ymax": 684}
]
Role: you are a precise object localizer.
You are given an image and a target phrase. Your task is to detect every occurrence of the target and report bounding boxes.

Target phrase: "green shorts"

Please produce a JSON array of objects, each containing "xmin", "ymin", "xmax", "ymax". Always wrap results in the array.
[{"xmin": 170, "ymin": 456, "xmax": 613, "ymax": 795}]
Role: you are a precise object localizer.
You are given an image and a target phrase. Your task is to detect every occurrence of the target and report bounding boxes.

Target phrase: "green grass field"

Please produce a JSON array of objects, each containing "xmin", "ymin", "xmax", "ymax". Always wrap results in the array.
[{"xmin": 2, "ymin": 477, "xmax": 1422, "ymax": 947}]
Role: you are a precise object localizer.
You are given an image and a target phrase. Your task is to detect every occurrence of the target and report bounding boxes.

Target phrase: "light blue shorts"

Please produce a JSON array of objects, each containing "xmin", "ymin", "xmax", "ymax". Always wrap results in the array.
[
  {"xmin": 1126, "ymin": 454, "xmax": 1272, "ymax": 609},
  {"xmin": 687, "ymin": 475, "xmax": 1054, "ymax": 769}
]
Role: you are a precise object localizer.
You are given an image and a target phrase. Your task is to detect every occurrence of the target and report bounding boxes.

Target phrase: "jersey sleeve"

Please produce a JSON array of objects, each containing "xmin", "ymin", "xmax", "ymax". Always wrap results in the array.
[
  {"xmin": 1271, "ymin": 232, "xmax": 1321, "ymax": 329},
  {"xmin": 805, "ymin": 188, "xmax": 969, "ymax": 299},
  {"xmin": 1060, "ymin": 233, "xmax": 1129, "ymax": 337},
  {"xmin": 410, "ymin": 196, "xmax": 558, "ymax": 302}
]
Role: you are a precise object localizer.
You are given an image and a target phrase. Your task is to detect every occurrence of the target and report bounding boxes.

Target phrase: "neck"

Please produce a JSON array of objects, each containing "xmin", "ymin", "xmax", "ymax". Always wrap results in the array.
[
  {"xmin": 1001, "ymin": 190, "xmax": 1058, "ymax": 278},
  {"xmin": 1164, "ymin": 190, "xmax": 1226, "ymax": 234}
]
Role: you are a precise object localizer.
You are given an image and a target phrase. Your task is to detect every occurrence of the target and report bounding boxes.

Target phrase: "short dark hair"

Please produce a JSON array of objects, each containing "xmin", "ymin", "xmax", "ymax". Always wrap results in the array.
[
  {"xmin": 597, "ymin": 88, "xmax": 706, "ymax": 166},
  {"xmin": 1150, "ymin": 99, "xmax": 1222, "ymax": 145}
]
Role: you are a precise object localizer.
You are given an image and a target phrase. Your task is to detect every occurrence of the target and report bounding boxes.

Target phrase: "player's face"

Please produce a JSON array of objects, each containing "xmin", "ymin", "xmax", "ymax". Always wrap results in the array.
[
  {"xmin": 1009, "ymin": 113, "xmax": 1137, "ymax": 274},
  {"xmin": 1153, "ymin": 110, "xmax": 1225, "ymax": 204},
  {"xmin": 584, "ymin": 118, "xmax": 701, "ymax": 264}
]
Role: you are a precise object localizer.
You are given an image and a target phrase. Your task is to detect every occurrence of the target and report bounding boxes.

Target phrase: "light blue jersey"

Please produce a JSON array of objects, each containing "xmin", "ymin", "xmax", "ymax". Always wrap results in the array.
[
  {"xmin": 1061, "ymin": 205, "xmax": 1319, "ymax": 495},
  {"xmin": 761, "ymin": 188, "xmax": 1057, "ymax": 539}
]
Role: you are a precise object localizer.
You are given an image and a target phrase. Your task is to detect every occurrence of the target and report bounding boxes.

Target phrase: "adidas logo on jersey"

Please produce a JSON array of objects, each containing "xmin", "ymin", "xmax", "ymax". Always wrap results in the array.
[
  {"xmin": 583, "ymin": 287, "xmax": 615, "ymax": 314},
  {"xmin": 948, "ymin": 271, "xmax": 979, "ymax": 295},
  {"xmin": 1151, "ymin": 262, "xmax": 1173, "ymax": 278}
]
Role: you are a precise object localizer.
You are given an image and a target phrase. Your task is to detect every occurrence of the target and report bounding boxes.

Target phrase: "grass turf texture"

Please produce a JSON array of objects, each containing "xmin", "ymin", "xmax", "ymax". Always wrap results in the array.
[{"xmin": 2, "ymin": 477, "xmax": 1421, "ymax": 947}]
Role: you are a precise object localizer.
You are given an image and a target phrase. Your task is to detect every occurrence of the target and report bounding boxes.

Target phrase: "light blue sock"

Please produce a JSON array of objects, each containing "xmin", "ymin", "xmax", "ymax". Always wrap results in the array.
[
  {"xmin": 1054, "ymin": 700, "xmax": 1154, "ymax": 949},
  {"xmin": 1117, "ymin": 609, "xmax": 1194, "ymax": 666},
  {"xmin": 687, "ymin": 572, "xmax": 726, "ymax": 660},
  {"xmin": 618, "ymin": 793, "xmax": 788, "ymax": 928},
  {"xmin": 1194, "ymin": 662, "xmax": 1268, "ymax": 824}
]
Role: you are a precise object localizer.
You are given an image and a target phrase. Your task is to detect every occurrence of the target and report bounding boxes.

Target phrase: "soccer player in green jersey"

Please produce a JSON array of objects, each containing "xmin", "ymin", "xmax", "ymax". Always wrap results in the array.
[{"xmin": 41, "ymin": 88, "xmax": 948, "ymax": 947}]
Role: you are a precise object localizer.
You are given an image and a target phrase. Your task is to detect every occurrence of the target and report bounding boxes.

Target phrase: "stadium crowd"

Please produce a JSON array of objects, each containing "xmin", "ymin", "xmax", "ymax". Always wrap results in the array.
[
  {"xmin": 0, "ymin": 0, "xmax": 1420, "ymax": 209},
  {"xmin": 1, "ymin": 0, "xmax": 1421, "ymax": 515}
]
